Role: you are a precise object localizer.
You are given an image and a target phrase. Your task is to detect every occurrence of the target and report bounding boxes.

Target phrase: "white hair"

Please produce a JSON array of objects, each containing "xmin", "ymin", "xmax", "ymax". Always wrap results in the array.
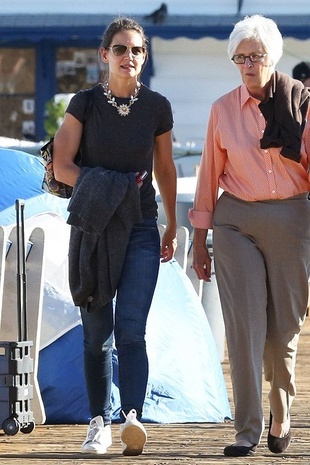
[{"xmin": 228, "ymin": 15, "xmax": 283, "ymax": 67}]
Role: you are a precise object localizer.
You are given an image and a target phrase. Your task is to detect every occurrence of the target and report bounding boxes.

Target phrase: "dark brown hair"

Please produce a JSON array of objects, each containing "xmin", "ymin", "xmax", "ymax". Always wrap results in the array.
[{"xmin": 100, "ymin": 17, "xmax": 148, "ymax": 50}]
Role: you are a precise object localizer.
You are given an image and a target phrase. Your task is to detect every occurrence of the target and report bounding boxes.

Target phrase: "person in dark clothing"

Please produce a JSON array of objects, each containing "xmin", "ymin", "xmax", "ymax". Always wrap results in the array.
[
  {"xmin": 293, "ymin": 61, "xmax": 310, "ymax": 87},
  {"xmin": 53, "ymin": 16, "xmax": 177, "ymax": 457}
]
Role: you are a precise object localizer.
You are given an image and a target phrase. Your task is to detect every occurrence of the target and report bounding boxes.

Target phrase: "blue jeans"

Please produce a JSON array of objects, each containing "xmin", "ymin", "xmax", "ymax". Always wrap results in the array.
[{"xmin": 80, "ymin": 218, "xmax": 160, "ymax": 424}]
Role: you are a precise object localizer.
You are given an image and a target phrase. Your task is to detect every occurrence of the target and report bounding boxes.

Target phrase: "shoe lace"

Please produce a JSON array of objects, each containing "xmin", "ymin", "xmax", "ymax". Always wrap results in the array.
[
  {"xmin": 87, "ymin": 424, "xmax": 102, "ymax": 442},
  {"xmin": 122, "ymin": 409, "xmax": 137, "ymax": 423}
]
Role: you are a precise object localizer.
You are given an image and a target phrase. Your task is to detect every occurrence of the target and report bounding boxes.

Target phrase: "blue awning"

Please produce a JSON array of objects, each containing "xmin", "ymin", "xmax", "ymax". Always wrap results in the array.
[{"xmin": 0, "ymin": 14, "xmax": 310, "ymax": 44}]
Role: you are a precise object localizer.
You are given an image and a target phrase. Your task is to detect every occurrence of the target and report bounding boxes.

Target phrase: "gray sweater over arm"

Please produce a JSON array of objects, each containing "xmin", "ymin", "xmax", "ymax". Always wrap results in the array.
[{"xmin": 67, "ymin": 166, "xmax": 142, "ymax": 312}]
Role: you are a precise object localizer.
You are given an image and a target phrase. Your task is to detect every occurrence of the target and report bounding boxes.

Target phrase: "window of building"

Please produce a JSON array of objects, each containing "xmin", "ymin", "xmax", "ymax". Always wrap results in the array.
[
  {"xmin": 56, "ymin": 48, "xmax": 102, "ymax": 93},
  {"xmin": 0, "ymin": 48, "xmax": 35, "ymax": 140}
]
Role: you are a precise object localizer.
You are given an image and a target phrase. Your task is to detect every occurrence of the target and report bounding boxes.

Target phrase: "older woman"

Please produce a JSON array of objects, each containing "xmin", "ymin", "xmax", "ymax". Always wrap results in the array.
[{"xmin": 189, "ymin": 15, "xmax": 310, "ymax": 457}]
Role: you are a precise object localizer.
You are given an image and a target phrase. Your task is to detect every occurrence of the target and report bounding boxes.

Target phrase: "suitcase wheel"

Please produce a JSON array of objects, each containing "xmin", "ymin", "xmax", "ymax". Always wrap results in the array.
[
  {"xmin": 21, "ymin": 421, "xmax": 35, "ymax": 434},
  {"xmin": 2, "ymin": 418, "xmax": 20, "ymax": 435}
]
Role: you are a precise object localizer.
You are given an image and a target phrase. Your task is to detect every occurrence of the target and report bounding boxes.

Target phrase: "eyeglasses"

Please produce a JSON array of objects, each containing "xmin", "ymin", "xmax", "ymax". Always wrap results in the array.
[
  {"xmin": 231, "ymin": 53, "xmax": 267, "ymax": 64},
  {"xmin": 107, "ymin": 44, "xmax": 146, "ymax": 57}
]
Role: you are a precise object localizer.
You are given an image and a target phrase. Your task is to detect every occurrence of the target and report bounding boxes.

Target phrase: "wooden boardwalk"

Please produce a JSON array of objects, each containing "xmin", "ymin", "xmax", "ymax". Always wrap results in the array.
[{"xmin": 0, "ymin": 317, "xmax": 310, "ymax": 464}]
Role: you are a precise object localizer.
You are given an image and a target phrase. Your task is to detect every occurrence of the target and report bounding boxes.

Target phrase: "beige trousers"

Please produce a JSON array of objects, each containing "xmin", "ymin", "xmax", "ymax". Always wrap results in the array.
[{"xmin": 213, "ymin": 192, "xmax": 310, "ymax": 445}]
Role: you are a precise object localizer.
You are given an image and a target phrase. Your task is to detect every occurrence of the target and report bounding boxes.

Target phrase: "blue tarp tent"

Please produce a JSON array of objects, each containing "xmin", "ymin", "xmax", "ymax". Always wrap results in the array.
[{"xmin": 0, "ymin": 147, "xmax": 231, "ymax": 424}]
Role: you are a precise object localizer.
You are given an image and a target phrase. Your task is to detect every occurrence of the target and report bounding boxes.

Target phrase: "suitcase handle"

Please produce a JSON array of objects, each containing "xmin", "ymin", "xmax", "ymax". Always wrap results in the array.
[{"xmin": 15, "ymin": 199, "xmax": 28, "ymax": 342}]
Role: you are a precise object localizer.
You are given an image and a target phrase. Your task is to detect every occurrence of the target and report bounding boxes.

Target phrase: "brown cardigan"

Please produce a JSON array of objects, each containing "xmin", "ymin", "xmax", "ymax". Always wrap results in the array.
[{"xmin": 259, "ymin": 71, "xmax": 310, "ymax": 163}]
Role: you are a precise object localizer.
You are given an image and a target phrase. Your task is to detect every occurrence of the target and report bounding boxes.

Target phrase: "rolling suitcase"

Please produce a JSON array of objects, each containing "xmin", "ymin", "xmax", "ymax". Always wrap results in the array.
[{"xmin": 0, "ymin": 199, "xmax": 35, "ymax": 435}]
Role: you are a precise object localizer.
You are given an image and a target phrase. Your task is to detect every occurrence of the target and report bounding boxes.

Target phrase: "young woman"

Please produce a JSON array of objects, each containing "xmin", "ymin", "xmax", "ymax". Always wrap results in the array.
[{"xmin": 53, "ymin": 16, "xmax": 177, "ymax": 456}]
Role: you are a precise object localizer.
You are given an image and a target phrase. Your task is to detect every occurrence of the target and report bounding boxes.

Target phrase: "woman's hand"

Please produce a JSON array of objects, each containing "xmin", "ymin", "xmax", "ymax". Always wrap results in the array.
[
  {"xmin": 135, "ymin": 170, "xmax": 148, "ymax": 188},
  {"xmin": 160, "ymin": 227, "xmax": 177, "ymax": 263},
  {"xmin": 192, "ymin": 228, "xmax": 212, "ymax": 282}
]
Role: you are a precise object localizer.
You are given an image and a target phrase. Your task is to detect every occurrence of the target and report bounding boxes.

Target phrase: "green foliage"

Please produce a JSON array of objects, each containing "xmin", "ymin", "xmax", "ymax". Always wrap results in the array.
[{"xmin": 44, "ymin": 98, "xmax": 67, "ymax": 139}]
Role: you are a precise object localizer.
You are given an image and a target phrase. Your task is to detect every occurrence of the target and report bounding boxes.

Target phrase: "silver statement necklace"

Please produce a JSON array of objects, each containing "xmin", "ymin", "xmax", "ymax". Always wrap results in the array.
[{"xmin": 102, "ymin": 81, "xmax": 140, "ymax": 116}]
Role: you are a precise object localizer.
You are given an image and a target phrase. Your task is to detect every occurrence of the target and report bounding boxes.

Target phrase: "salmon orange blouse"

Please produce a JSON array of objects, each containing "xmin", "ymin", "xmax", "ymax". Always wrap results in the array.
[{"xmin": 189, "ymin": 84, "xmax": 310, "ymax": 230}]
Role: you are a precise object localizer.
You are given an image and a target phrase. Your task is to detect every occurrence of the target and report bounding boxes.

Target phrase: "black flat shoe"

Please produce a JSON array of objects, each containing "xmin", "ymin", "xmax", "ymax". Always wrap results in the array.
[
  {"xmin": 268, "ymin": 412, "xmax": 291, "ymax": 454},
  {"xmin": 224, "ymin": 444, "xmax": 257, "ymax": 457}
]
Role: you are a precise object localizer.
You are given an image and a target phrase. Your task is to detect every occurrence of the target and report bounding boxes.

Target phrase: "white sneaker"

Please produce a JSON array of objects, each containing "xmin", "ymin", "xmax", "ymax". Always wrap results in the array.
[
  {"xmin": 81, "ymin": 415, "xmax": 112, "ymax": 454},
  {"xmin": 120, "ymin": 409, "xmax": 147, "ymax": 456}
]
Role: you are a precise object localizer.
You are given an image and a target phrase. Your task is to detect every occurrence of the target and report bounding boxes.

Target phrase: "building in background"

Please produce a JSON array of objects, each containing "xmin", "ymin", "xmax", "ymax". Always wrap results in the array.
[{"xmin": 0, "ymin": 1, "xmax": 309, "ymax": 144}]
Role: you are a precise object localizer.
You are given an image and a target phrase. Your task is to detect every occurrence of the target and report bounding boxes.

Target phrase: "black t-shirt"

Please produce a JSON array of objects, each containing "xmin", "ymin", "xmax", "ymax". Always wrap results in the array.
[{"xmin": 66, "ymin": 83, "xmax": 173, "ymax": 218}]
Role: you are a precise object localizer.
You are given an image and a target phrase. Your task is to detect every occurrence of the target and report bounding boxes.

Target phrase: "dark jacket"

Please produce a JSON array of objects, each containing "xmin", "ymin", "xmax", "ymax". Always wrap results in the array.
[
  {"xmin": 259, "ymin": 71, "xmax": 310, "ymax": 163},
  {"xmin": 67, "ymin": 166, "xmax": 142, "ymax": 312}
]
